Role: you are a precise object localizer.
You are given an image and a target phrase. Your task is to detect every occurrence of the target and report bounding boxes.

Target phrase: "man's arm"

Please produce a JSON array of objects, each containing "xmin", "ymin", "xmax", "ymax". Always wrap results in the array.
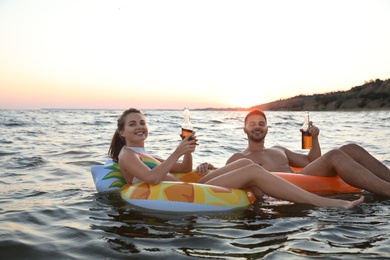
[
  {"xmin": 279, "ymin": 123, "xmax": 322, "ymax": 168},
  {"xmin": 307, "ymin": 135, "xmax": 321, "ymax": 162},
  {"xmin": 278, "ymin": 147, "xmax": 310, "ymax": 168},
  {"xmin": 306, "ymin": 123, "xmax": 321, "ymax": 161}
]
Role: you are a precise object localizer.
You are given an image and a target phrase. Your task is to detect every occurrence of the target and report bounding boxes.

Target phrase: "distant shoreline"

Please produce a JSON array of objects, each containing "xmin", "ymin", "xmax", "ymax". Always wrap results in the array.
[{"xmin": 2, "ymin": 79, "xmax": 389, "ymax": 111}]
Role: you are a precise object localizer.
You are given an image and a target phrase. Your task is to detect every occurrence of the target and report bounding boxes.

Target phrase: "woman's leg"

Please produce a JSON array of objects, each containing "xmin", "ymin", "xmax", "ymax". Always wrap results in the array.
[
  {"xmin": 205, "ymin": 163, "xmax": 364, "ymax": 208},
  {"xmin": 197, "ymin": 158, "xmax": 264, "ymax": 196},
  {"xmin": 300, "ymin": 149, "xmax": 390, "ymax": 196},
  {"xmin": 197, "ymin": 158, "xmax": 253, "ymax": 183}
]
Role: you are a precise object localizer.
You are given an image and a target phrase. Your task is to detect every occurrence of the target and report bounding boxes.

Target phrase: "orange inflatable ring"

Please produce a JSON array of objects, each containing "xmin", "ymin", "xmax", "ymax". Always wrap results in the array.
[{"xmin": 273, "ymin": 172, "xmax": 361, "ymax": 194}]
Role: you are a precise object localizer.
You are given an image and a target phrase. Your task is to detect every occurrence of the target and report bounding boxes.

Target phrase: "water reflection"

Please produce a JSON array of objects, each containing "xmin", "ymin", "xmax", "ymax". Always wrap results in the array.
[{"xmin": 92, "ymin": 191, "xmax": 329, "ymax": 258}]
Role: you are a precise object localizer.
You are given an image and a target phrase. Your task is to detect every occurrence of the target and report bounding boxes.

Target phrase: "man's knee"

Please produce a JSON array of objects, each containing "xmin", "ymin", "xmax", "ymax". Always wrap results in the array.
[
  {"xmin": 323, "ymin": 148, "xmax": 347, "ymax": 163},
  {"xmin": 339, "ymin": 143, "xmax": 362, "ymax": 154}
]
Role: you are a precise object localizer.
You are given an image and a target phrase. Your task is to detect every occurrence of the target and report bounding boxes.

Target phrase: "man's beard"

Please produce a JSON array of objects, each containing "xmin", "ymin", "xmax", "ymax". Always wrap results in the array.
[{"xmin": 247, "ymin": 133, "xmax": 265, "ymax": 143}]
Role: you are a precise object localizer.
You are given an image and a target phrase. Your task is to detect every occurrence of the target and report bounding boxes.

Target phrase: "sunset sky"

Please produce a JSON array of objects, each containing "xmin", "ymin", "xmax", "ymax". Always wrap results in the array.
[{"xmin": 1, "ymin": 0, "xmax": 389, "ymax": 109}]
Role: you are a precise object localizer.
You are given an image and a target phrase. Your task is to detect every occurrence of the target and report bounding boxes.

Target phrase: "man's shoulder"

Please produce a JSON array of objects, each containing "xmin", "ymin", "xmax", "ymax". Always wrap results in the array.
[
  {"xmin": 268, "ymin": 145, "xmax": 287, "ymax": 152},
  {"xmin": 226, "ymin": 152, "xmax": 246, "ymax": 164},
  {"xmin": 269, "ymin": 145, "xmax": 285, "ymax": 149},
  {"xmin": 228, "ymin": 152, "xmax": 246, "ymax": 159}
]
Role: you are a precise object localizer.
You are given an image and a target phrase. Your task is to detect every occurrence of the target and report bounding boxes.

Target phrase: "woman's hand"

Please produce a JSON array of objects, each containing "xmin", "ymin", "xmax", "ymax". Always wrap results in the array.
[
  {"xmin": 175, "ymin": 133, "xmax": 198, "ymax": 156},
  {"xmin": 196, "ymin": 162, "xmax": 217, "ymax": 176}
]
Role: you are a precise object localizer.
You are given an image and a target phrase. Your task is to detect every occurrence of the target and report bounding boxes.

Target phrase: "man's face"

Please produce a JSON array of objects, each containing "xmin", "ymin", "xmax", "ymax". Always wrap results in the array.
[{"xmin": 244, "ymin": 114, "xmax": 268, "ymax": 142}]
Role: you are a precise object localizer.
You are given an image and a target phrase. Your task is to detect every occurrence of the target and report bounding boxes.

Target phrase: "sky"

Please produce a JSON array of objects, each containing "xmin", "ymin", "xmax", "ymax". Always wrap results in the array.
[{"xmin": 1, "ymin": 0, "xmax": 389, "ymax": 110}]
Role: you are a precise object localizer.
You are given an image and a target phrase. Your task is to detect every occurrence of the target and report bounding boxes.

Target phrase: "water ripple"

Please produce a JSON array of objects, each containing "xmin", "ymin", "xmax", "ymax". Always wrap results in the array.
[{"xmin": 1, "ymin": 109, "xmax": 390, "ymax": 259}]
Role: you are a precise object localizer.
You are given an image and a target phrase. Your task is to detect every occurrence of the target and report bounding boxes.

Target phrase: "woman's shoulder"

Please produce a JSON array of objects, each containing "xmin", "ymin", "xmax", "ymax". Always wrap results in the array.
[{"xmin": 119, "ymin": 146, "xmax": 139, "ymax": 160}]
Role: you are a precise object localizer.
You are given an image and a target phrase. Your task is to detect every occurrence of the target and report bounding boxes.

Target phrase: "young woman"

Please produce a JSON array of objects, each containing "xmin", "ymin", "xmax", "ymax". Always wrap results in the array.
[{"xmin": 108, "ymin": 108, "xmax": 364, "ymax": 209}]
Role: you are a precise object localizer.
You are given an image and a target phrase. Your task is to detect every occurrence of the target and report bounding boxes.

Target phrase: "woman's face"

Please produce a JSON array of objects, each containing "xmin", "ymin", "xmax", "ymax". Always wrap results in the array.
[{"xmin": 120, "ymin": 112, "xmax": 148, "ymax": 145}]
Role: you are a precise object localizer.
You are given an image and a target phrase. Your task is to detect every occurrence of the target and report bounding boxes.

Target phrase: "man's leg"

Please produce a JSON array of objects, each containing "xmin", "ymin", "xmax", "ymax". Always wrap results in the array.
[
  {"xmin": 300, "ymin": 149, "xmax": 390, "ymax": 197},
  {"xmin": 339, "ymin": 143, "xmax": 390, "ymax": 182}
]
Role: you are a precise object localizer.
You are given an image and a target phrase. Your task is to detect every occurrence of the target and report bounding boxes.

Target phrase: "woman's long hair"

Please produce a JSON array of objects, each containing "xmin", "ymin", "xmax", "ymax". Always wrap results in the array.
[{"xmin": 108, "ymin": 108, "xmax": 142, "ymax": 162}]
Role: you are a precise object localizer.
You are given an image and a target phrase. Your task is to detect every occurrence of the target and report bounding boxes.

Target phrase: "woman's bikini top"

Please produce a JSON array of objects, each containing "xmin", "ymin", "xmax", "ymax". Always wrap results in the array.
[{"xmin": 118, "ymin": 146, "xmax": 161, "ymax": 184}]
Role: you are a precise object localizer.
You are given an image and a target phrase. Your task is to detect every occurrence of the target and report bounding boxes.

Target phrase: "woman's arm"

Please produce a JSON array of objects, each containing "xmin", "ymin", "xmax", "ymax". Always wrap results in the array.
[
  {"xmin": 169, "ymin": 152, "xmax": 193, "ymax": 173},
  {"xmin": 120, "ymin": 134, "xmax": 197, "ymax": 185},
  {"xmin": 156, "ymin": 134, "xmax": 198, "ymax": 174}
]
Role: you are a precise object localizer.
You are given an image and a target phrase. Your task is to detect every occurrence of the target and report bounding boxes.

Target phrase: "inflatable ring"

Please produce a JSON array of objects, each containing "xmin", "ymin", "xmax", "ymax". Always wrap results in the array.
[
  {"xmin": 90, "ymin": 160, "xmax": 361, "ymax": 212},
  {"xmin": 121, "ymin": 181, "xmax": 255, "ymax": 212},
  {"xmin": 90, "ymin": 160, "xmax": 204, "ymax": 193},
  {"xmin": 91, "ymin": 160, "xmax": 254, "ymax": 211},
  {"xmin": 274, "ymin": 172, "xmax": 361, "ymax": 194}
]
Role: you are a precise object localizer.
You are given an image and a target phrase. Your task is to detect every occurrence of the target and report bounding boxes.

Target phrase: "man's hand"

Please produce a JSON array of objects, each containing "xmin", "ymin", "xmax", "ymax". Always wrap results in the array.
[{"xmin": 196, "ymin": 162, "xmax": 217, "ymax": 176}]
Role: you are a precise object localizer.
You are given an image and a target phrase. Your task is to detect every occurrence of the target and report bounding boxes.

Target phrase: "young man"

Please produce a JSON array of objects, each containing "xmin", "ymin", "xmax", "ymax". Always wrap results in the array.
[{"xmin": 225, "ymin": 109, "xmax": 390, "ymax": 197}]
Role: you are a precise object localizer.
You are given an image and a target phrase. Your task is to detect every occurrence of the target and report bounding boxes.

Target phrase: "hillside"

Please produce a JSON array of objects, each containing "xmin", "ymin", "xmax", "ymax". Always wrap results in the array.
[{"xmin": 250, "ymin": 78, "xmax": 390, "ymax": 111}]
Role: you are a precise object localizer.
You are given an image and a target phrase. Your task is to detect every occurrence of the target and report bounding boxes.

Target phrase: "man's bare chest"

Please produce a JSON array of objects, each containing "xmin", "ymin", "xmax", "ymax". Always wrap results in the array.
[{"xmin": 244, "ymin": 149, "xmax": 291, "ymax": 172}]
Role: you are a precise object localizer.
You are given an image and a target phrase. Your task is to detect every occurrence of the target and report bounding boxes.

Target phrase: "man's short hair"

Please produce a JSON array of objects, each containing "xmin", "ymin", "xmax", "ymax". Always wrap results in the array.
[{"xmin": 244, "ymin": 110, "xmax": 267, "ymax": 124}]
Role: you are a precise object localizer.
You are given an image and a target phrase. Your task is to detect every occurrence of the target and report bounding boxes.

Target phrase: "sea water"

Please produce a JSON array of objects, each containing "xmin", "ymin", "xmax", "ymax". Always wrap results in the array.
[{"xmin": 0, "ymin": 109, "xmax": 389, "ymax": 259}]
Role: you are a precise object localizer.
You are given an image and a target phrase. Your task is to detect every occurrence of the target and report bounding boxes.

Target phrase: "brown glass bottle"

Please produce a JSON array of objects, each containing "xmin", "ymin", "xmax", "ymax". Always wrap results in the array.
[
  {"xmin": 300, "ymin": 111, "xmax": 312, "ymax": 149},
  {"xmin": 181, "ymin": 108, "xmax": 193, "ymax": 139}
]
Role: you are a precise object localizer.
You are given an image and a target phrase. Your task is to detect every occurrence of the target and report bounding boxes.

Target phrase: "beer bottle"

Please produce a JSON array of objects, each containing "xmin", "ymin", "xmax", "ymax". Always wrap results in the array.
[
  {"xmin": 181, "ymin": 107, "xmax": 193, "ymax": 139},
  {"xmin": 300, "ymin": 111, "xmax": 312, "ymax": 149}
]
